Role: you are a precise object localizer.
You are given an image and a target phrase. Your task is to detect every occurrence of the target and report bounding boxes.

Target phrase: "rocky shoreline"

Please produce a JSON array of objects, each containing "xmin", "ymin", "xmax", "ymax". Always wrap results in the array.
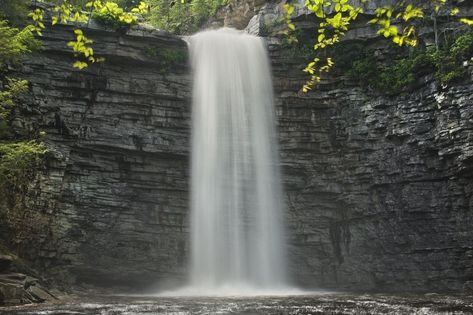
[
  {"xmin": 0, "ymin": 254, "xmax": 57, "ymax": 305},
  {"xmin": 2, "ymin": 293, "xmax": 473, "ymax": 314}
]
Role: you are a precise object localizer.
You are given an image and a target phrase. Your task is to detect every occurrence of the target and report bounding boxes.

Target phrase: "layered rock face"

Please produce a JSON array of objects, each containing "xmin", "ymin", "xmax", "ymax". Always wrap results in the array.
[
  {"xmin": 10, "ymin": 12, "xmax": 473, "ymax": 292},
  {"xmin": 13, "ymin": 25, "xmax": 191, "ymax": 289},
  {"xmin": 260, "ymin": 1, "xmax": 473, "ymax": 291},
  {"xmin": 272, "ymin": 48, "xmax": 473, "ymax": 291}
]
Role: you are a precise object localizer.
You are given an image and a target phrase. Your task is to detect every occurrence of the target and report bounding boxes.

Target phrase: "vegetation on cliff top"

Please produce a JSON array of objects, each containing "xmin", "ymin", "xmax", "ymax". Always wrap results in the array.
[
  {"xmin": 5, "ymin": 0, "xmax": 472, "ymax": 88},
  {"xmin": 331, "ymin": 31, "xmax": 473, "ymax": 92},
  {"xmin": 283, "ymin": 0, "xmax": 473, "ymax": 92},
  {"xmin": 146, "ymin": 0, "xmax": 228, "ymax": 33}
]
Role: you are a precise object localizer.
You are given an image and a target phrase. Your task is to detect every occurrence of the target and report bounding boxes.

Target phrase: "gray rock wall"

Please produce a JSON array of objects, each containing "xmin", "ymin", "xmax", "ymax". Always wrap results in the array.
[
  {"xmin": 242, "ymin": 0, "xmax": 473, "ymax": 292},
  {"xmin": 10, "ymin": 19, "xmax": 473, "ymax": 292},
  {"xmin": 13, "ymin": 25, "xmax": 191, "ymax": 289},
  {"xmin": 272, "ymin": 52, "xmax": 473, "ymax": 291}
]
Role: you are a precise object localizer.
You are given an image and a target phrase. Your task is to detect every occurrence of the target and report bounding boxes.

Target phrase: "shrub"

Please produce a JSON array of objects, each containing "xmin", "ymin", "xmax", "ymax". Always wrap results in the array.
[
  {"xmin": 0, "ymin": 78, "xmax": 28, "ymax": 121},
  {"xmin": 329, "ymin": 31, "xmax": 473, "ymax": 92},
  {"xmin": 450, "ymin": 31, "xmax": 473, "ymax": 57},
  {"xmin": 0, "ymin": 0, "xmax": 29, "ymax": 26},
  {"xmin": 0, "ymin": 141, "xmax": 47, "ymax": 188},
  {"xmin": 0, "ymin": 21, "xmax": 42, "ymax": 67},
  {"xmin": 0, "ymin": 19, "xmax": 47, "ymax": 241},
  {"xmin": 146, "ymin": 0, "xmax": 228, "ymax": 34},
  {"xmin": 93, "ymin": 1, "xmax": 140, "ymax": 29},
  {"xmin": 349, "ymin": 55, "xmax": 380, "ymax": 88},
  {"xmin": 144, "ymin": 45, "xmax": 187, "ymax": 73}
]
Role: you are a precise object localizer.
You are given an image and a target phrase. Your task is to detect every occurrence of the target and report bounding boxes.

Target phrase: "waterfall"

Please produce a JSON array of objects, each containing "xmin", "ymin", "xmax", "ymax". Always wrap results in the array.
[{"xmin": 185, "ymin": 28, "xmax": 289, "ymax": 295}]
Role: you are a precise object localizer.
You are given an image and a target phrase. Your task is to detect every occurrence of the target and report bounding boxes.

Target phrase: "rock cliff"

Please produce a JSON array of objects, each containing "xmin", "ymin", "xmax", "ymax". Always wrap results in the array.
[
  {"xmin": 10, "ymin": 24, "xmax": 191, "ymax": 289},
  {"xmin": 6, "ymin": 5, "xmax": 473, "ymax": 292},
  {"xmin": 271, "ymin": 46, "xmax": 473, "ymax": 291}
]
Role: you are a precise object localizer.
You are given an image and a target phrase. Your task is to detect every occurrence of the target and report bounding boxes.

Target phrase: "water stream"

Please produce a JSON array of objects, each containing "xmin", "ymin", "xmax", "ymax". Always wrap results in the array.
[{"xmin": 183, "ymin": 28, "xmax": 289, "ymax": 295}]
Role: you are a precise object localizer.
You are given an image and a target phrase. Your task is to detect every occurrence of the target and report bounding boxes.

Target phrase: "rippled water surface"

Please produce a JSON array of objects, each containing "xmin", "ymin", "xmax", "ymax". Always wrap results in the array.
[{"xmin": 2, "ymin": 293, "xmax": 473, "ymax": 314}]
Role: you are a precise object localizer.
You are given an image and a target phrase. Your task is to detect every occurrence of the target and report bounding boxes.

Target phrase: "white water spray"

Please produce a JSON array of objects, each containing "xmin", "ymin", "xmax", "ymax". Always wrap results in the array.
[{"xmin": 175, "ymin": 28, "xmax": 291, "ymax": 296}]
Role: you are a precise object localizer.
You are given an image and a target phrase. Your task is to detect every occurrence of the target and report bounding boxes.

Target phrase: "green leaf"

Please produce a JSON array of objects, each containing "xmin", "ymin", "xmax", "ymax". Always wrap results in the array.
[{"xmin": 73, "ymin": 61, "xmax": 88, "ymax": 69}]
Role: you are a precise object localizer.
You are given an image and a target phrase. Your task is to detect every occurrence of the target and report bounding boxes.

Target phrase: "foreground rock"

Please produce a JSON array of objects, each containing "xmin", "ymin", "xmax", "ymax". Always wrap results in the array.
[{"xmin": 0, "ymin": 255, "xmax": 56, "ymax": 305}]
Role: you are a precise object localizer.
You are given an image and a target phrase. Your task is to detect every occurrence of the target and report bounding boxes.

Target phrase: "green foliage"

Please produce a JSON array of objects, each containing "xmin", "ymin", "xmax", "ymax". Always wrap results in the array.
[
  {"xmin": 0, "ymin": 21, "xmax": 41, "ymax": 137},
  {"xmin": 146, "ymin": 0, "xmax": 228, "ymax": 34},
  {"xmin": 28, "ymin": 1, "xmax": 148, "ymax": 69},
  {"xmin": 450, "ymin": 32, "xmax": 473, "ymax": 58},
  {"xmin": 378, "ymin": 58, "xmax": 418, "ymax": 91},
  {"xmin": 332, "ymin": 31, "xmax": 473, "ymax": 92},
  {"xmin": 0, "ymin": 0, "xmax": 30, "ymax": 26},
  {"xmin": 368, "ymin": 4, "xmax": 422, "ymax": 46},
  {"xmin": 61, "ymin": 1, "xmax": 147, "ymax": 68},
  {"xmin": 348, "ymin": 54, "xmax": 379, "ymax": 87},
  {"xmin": 0, "ymin": 19, "xmax": 46, "ymax": 217},
  {"xmin": 93, "ymin": 1, "xmax": 146, "ymax": 29},
  {"xmin": 144, "ymin": 45, "xmax": 187, "ymax": 73},
  {"xmin": 429, "ymin": 32, "xmax": 473, "ymax": 85},
  {"xmin": 0, "ymin": 21, "xmax": 42, "ymax": 67},
  {"xmin": 0, "ymin": 78, "xmax": 28, "ymax": 119},
  {"xmin": 67, "ymin": 29, "xmax": 105, "ymax": 70},
  {"xmin": 284, "ymin": 0, "xmax": 364, "ymax": 91},
  {"xmin": 0, "ymin": 141, "xmax": 47, "ymax": 252},
  {"xmin": 284, "ymin": 0, "xmax": 473, "ymax": 92},
  {"xmin": 113, "ymin": 0, "xmax": 144, "ymax": 10},
  {"xmin": 280, "ymin": 32, "xmax": 315, "ymax": 60},
  {"xmin": 0, "ymin": 141, "xmax": 46, "ymax": 189},
  {"xmin": 259, "ymin": 19, "xmax": 285, "ymax": 37}
]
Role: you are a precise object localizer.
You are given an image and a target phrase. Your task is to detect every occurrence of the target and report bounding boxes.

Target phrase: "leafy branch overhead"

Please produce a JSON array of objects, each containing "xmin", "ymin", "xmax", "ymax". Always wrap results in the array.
[
  {"xmin": 29, "ymin": 0, "xmax": 149, "ymax": 69},
  {"xmin": 283, "ymin": 0, "xmax": 473, "ymax": 92},
  {"xmin": 67, "ymin": 29, "xmax": 104, "ymax": 70}
]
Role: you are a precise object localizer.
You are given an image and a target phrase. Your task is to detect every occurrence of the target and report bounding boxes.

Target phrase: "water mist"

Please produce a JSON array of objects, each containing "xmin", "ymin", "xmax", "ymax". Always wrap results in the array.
[{"xmin": 174, "ymin": 28, "xmax": 292, "ymax": 296}]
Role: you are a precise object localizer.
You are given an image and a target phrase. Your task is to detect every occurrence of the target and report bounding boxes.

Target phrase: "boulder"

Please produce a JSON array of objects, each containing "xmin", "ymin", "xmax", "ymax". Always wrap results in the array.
[
  {"xmin": 26, "ymin": 285, "xmax": 56, "ymax": 303},
  {"xmin": 0, "ymin": 274, "xmax": 25, "ymax": 305},
  {"xmin": 463, "ymin": 281, "xmax": 473, "ymax": 292}
]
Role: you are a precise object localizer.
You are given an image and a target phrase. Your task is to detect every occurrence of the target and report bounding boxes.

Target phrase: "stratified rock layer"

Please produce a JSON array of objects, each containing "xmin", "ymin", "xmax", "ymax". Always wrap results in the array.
[
  {"xmin": 271, "ymin": 47, "xmax": 473, "ymax": 291},
  {"xmin": 10, "ymin": 20, "xmax": 473, "ymax": 292},
  {"xmin": 13, "ymin": 25, "xmax": 191, "ymax": 289}
]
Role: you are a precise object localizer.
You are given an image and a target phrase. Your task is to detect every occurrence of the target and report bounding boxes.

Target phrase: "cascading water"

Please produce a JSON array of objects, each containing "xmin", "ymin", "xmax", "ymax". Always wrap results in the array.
[{"xmin": 180, "ymin": 28, "xmax": 290, "ymax": 295}]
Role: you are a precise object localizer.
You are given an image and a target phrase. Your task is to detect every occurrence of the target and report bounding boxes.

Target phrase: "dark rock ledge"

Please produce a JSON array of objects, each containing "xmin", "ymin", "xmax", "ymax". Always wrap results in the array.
[{"xmin": 0, "ymin": 255, "xmax": 57, "ymax": 305}]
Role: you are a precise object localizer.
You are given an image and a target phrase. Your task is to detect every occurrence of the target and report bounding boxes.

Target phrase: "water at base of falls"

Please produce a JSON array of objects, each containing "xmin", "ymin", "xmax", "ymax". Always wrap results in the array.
[
  {"xmin": 167, "ymin": 28, "xmax": 292, "ymax": 296},
  {"xmin": 7, "ymin": 294, "xmax": 472, "ymax": 314}
]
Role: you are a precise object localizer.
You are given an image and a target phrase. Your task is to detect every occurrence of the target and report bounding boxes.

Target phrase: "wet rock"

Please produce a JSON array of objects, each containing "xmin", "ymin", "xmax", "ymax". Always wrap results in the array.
[
  {"xmin": 0, "ymin": 281, "xmax": 24, "ymax": 305},
  {"xmin": 463, "ymin": 281, "xmax": 473, "ymax": 292},
  {"xmin": 205, "ymin": 0, "xmax": 269, "ymax": 29},
  {"xmin": 0, "ymin": 272, "xmax": 56, "ymax": 305},
  {"xmin": 26, "ymin": 285, "xmax": 56, "ymax": 303},
  {"xmin": 0, "ymin": 273, "xmax": 27, "ymax": 284},
  {"xmin": 0, "ymin": 274, "xmax": 26, "ymax": 305}
]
